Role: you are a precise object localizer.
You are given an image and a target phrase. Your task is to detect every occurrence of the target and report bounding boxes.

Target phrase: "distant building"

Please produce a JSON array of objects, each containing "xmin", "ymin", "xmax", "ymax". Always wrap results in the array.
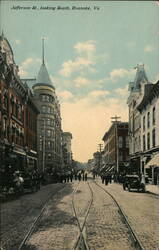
[
  {"xmin": 137, "ymin": 80, "xmax": 159, "ymax": 184},
  {"xmin": 0, "ymin": 33, "xmax": 39, "ymax": 171},
  {"xmin": 32, "ymin": 43, "xmax": 62, "ymax": 174},
  {"xmin": 102, "ymin": 122, "xmax": 129, "ymax": 173},
  {"xmin": 61, "ymin": 132, "xmax": 73, "ymax": 167},
  {"xmin": 127, "ymin": 64, "xmax": 153, "ymax": 173}
]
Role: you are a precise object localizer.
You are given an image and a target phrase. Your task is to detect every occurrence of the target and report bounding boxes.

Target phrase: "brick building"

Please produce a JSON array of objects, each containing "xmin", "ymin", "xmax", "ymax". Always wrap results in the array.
[
  {"xmin": 0, "ymin": 33, "xmax": 39, "ymax": 173},
  {"xmin": 102, "ymin": 122, "xmax": 129, "ymax": 174}
]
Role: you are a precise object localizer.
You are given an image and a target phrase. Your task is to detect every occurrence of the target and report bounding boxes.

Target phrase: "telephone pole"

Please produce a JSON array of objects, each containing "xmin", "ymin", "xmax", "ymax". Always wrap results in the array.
[{"xmin": 111, "ymin": 115, "xmax": 121, "ymax": 173}]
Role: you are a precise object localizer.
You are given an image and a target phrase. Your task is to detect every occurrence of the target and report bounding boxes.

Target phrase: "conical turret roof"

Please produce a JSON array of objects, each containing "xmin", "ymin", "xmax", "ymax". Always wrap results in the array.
[
  {"xmin": 37, "ymin": 62, "xmax": 52, "ymax": 85},
  {"xmin": 33, "ymin": 39, "xmax": 55, "ymax": 89}
]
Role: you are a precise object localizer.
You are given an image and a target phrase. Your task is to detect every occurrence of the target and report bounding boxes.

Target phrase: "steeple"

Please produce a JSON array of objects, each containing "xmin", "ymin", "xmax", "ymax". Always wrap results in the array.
[{"xmin": 34, "ymin": 39, "xmax": 54, "ymax": 89}]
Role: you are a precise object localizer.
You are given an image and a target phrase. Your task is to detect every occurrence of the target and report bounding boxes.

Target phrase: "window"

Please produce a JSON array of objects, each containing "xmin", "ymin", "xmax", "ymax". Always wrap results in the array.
[
  {"xmin": 118, "ymin": 136, "xmax": 123, "ymax": 148},
  {"xmin": 46, "ymin": 141, "xmax": 51, "ymax": 148},
  {"xmin": 126, "ymin": 136, "xmax": 129, "ymax": 148},
  {"xmin": 47, "ymin": 153, "xmax": 52, "ymax": 160},
  {"xmin": 47, "ymin": 106, "xmax": 51, "ymax": 114},
  {"xmin": 42, "ymin": 106, "xmax": 46, "ymax": 113},
  {"xmin": 46, "ymin": 130, "xmax": 51, "ymax": 137},
  {"xmin": 143, "ymin": 135, "xmax": 146, "ymax": 151},
  {"xmin": 119, "ymin": 151, "xmax": 123, "ymax": 161},
  {"xmin": 147, "ymin": 112, "xmax": 150, "ymax": 128},
  {"xmin": 46, "ymin": 118, "xmax": 51, "ymax": 125},
  {"xmin": 41, "ymin": 94, "xmax": 53, "ymax": 103},
  {"xmin": 147, "ymin": 132, "xmax": 150, "ymax": 150},
  {"xmin": 152, "ymin": 129, "xmax": 155, "ymax": 148},
  {"xmin": 143, "ymin": 116, "xmax": 145, "ymax": 131},
  {"xmin": 152, "ymin": 107, "xmax": 155, "ymax": 125}
]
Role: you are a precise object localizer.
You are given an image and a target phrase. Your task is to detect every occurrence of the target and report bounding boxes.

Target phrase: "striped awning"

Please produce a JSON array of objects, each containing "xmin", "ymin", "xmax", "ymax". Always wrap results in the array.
[{"xmin": 145, "ymin": 153, "xmax": 159, "ymax": 168}]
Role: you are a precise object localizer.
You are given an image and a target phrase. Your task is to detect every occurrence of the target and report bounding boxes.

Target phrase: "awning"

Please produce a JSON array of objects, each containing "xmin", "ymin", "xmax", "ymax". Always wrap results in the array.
[
  {"xmin": 145, "ymin": 153, "xmax": 159, "ymax": 168},
  {"xmin": 13, "ymin": 149, "xmax": 26, "ymax": 156}
]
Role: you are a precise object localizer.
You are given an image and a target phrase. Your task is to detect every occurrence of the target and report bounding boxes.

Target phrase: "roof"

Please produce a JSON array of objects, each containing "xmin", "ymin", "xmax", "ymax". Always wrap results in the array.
[
  {"xmin": 33, "ymin": 62, "xmax": 55, "ymax": 89},
  {"xmin": 129, "ymin": 64, "xmax": 149, "ymax": 92},
  {"xmin": 137, "ymin": 81, "xmax": 159, "ymax": 111}
]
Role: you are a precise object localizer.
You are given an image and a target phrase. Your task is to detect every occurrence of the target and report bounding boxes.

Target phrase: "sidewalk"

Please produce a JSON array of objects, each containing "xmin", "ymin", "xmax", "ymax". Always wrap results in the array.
[{"xmin": 146, "ymin": 184, "xmax": 159, "ymax": 195}]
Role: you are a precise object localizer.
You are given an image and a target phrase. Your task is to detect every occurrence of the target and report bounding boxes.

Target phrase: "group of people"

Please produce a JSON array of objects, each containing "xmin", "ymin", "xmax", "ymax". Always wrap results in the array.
[
  {"xmin": 100, "ymin": 173, "xmax": 112, "ymax": 185},
  {"xmin": 59, "ymin": 171, "xmax": 88, "ymax": 183}
]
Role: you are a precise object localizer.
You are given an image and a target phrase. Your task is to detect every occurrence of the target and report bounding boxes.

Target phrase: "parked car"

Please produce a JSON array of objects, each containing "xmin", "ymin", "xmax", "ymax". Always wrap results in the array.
[{"xmin": 123, "ymin": 175, "xmax": 145, "ymax": 192}]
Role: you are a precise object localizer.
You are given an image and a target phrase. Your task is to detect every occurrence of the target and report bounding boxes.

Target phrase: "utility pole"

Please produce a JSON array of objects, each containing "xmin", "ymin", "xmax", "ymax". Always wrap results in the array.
[{"xmin": 111, "ymin": 115, "xmax": 121, "ymax": 173}]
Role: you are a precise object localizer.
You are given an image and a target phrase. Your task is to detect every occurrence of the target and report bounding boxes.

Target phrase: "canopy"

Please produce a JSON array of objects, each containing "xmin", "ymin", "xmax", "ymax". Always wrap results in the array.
[{"xmin": 145, "ymin": 153, "xmax": 159, "ymax": 168}]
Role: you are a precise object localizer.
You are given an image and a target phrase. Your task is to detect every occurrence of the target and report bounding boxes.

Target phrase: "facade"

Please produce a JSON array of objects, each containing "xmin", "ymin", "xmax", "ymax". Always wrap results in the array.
[
  {"xmin": 32, "ymin": 51, "xmax": 62, "ymax": 174},
  {"xmin": 127, "ymin": 64, "xmax": 153, "ymax": 172},
  {"xmin": 137, "ymin": 80, "xmax": 159, "ymax": 184},
  {"xmin": 0, "ymin": 33, "xmax": 39, "ymax": 173},
  {"xmin": 61, "ymin": 132, "xmax": 73, "ymax": 167},
  {"xmin": 102, "ymin": 122, "xmax": 129, "ymax": 173}
]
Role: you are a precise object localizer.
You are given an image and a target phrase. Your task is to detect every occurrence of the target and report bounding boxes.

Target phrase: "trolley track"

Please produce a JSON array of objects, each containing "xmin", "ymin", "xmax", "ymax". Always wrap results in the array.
[
  {"xmin": 18, "ymin": 184, "xmax": 67, "ymax": 250},
  {"xmin": 72, "ymin": 181, "xmax": 93, "ymax": 250},
  {"xmin": 94, "ymin": 180, "xmax": 145, "ymax": 250}
]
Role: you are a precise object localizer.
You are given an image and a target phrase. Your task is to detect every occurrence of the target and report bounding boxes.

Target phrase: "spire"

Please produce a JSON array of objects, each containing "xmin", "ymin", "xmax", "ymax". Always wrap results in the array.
[
  {"xmin": 42, "ymin": 37, "xmax": 45, "ymax": 65},
  {"xmin": 34, "ymin": 39, "xmax": 54, "ymax": 89}
]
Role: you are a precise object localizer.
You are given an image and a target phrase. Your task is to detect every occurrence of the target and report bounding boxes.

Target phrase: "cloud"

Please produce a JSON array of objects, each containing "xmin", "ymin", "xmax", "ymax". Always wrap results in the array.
[
  {"xmin": 19, "ymin": 57, "xmax": 41, "ymax": 77},
  {"xmin": 15, "ymin": 40, "xmax": 21, "ymax": 45},
  {"xmin": 74, "ymin": 40, "xmax": 96, "ymax": 55},
  {"xmin": 58, "ymin": 40, "xmax": 99, "ymax": 77},
  {"xmin": 57, "ymin": 90, "xmax": 74, "ymax": 101},
  {"xmin": 59, "ymin": 57, "xmax": 95, "ymax": 77},
  {"xmin": 107, "ymin": 68, "xmax": 135, "ymax": 82},
  {"xmin": 144, "ymin": 45, "xmax": 155, "ymax": 52},
  {"xmin": 114, "ymin": 85, "xmax": 129, "ymax": 99},
  {"xmin": 88, "ymin": 90, "xmax": 110, "ymax": 99},
  {"xmin": 74, "ymin": 77, "xmax": 91, "ymax": 87},
  {"xmin": 61, "ymin": 94, "xmax": 128, "ymax": 162}
]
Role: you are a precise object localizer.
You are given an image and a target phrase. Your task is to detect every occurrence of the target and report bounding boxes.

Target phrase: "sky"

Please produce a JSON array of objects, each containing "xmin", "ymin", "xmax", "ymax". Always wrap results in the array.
[{"xmin": 1, "ymin": 1, "xmax": 159, "ymax": 162}]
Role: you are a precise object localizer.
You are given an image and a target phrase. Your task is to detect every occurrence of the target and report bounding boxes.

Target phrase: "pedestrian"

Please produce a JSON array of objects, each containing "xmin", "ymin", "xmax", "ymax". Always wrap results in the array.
[
  {"xmin": 84, "ymin": 173, "xmax": 87, "ymax": 181},
  {"xmin": 70, "ymin": 172, "xmax": 73, "ymax": 182},
  {"xmin": 104, "ymin": 175, "xmax": 108, "ymax": 185},
  {"xmin": 101, "ymin": 174, "xmax": 104, "ymax": 184},
  {"xmin": 78, "ymin": 172, "xmax": 81, "ymax": 181}
]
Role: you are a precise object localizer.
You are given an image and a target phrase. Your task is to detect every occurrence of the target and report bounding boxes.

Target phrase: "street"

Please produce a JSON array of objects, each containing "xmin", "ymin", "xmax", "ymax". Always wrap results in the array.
[{"xmin": 0, "ymin": 177, "xmax": 159, "ymax": 250}]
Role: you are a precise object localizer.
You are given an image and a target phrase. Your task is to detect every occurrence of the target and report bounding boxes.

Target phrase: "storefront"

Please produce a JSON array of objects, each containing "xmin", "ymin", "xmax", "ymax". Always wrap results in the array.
[{"xmin": 145, "ymin": 153, "xmax": 159, "ymax": 185}]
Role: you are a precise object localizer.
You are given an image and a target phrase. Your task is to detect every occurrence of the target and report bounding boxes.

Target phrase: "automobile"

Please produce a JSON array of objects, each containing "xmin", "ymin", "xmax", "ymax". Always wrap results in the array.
[{"xmin": 123, "ymin": 175, "xmax": 145, "ymax": 192}]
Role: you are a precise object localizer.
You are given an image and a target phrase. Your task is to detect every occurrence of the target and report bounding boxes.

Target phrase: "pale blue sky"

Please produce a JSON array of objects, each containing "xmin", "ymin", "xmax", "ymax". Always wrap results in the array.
[{"xmin": 1, "ymin": 1, "xmax": 159, "ymax": 161}]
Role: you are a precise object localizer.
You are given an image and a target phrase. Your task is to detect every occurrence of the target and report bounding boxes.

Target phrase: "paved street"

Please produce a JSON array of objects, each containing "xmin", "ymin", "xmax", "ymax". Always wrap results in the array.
[{"xmin": 1, "ymin": 178, "xmax": 159, "ymax": 250}]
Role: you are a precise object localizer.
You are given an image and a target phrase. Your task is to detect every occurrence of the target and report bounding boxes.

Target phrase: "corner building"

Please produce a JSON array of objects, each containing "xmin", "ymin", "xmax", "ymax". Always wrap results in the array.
[{"xmin": 33, "ymin": 55, "xmax": 62, "ymax": 175}]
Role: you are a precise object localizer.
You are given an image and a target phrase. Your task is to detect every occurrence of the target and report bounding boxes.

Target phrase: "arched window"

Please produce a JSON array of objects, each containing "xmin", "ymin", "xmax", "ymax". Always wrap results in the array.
[
  {"xmin": 152, "ymin": 107, "xmax": 156, "ymax": 125},
  {"xmin": 147, "ymin": 112, "xmax": 150, "ymax": 128},
  {"xmin": 147, "ymin": 132, "xmax": 150, "ymax": 149},
  {"xmin": 152, "ymin": 129, "xmax": 155, "ymax": 147}
]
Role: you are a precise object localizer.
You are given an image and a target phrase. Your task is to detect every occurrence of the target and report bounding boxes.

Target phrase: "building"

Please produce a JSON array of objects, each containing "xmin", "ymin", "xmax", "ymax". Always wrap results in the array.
[
  {"xmin": 137, "ymin": 80, "xmax": 159, "ymax": 184},
  {"xmin": 0, "ymin": 33, "xmax": 39, "ymax": 173},
  {"xmin": 102, "ymin": 122, "xmax": 129, "ymax": 174},
  {"xmin": 32, "ymin": 43, "xmax": 62, "ymax": 175},
  {"xmin": 127, "ymin": 64, "xmax": 153, "ymax": 173},
  {"xmin": 61, "ymin": 132, "xmax": 73, "ymax": 167}
]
